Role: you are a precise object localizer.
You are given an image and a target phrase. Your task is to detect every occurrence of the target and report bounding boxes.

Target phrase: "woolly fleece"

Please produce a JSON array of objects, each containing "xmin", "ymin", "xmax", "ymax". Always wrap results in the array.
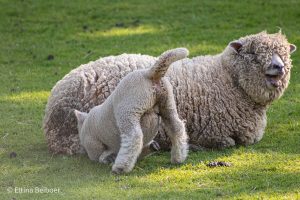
[
  {"xmin": 74, "ymin": 48, "xmax": 189, "ymax": 173},
  {"xmin": 43, "ymin": 31, "xmax": 296, "ymax": 154}
]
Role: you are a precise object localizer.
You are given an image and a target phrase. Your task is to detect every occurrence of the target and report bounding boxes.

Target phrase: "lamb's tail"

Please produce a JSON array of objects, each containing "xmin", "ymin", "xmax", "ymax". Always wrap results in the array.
[{"xmin": 147, "ymin": 48, "xmax": 189, "ymax": 80}]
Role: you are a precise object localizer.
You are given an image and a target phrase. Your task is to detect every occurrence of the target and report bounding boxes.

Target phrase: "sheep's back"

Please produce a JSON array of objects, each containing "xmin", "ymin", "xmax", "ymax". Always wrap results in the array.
[
  {"xmin": 43, "ymin": 54, "xmax": 156, "ymax": 154},
  {"xmin": 163, "ymin": 55, "xmax": 266, "ymax": 148}
]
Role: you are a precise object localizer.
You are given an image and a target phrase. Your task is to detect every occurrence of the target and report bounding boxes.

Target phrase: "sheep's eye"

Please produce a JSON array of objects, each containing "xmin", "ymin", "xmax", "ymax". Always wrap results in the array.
[
  {"xmin": 245, "ymin": 52, "xmax": 256, "ymax": 56},
  {"xmin": 248, "ymin": 49, "xmax": 257, "ymax": 54},
  {"xmin": 245, "ymin": 52, "xmax": 261, "ymax": 64}
]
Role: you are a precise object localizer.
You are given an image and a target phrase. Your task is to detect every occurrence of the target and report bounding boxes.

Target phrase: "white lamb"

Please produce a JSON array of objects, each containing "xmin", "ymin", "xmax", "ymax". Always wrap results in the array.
[{"xmin": 74, "ymin": 48, "xmax": 189, "ymax": 174}]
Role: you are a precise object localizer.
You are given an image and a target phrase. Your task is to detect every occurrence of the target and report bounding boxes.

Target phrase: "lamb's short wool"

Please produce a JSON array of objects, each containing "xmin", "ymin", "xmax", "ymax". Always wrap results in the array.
[
  {"xmin": 74, "ymin": 48, "xmax": 189, "ymax": 174},
  {"xmin": 43, "ymin": 31, "xmax": 296, "ymax": 154}
]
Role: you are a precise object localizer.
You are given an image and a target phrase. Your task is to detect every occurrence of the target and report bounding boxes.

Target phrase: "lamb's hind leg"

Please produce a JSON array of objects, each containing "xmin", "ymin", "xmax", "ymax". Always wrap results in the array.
[
  {"xmin": 160, "ymin": 111, "xmax": 188, "ymax": 163},
  {"xmin": 159, "ymin": 81, "xmax": 188, "ymax": 164},
  {"xmin": 112, "ymin": 120, "xmax": 143, "ymax": 174}
]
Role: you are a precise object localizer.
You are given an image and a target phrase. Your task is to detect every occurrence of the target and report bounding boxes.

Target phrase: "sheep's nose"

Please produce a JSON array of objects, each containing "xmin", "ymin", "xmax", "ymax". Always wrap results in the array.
[
  {"xmin": 271, "ymin": 54, "xmax": 284, "ymax": 68},
  {"xmin": 271, "ymin": 54, "xmax": 285, "ymax": 74},
  {"xmin": 272, "ymin": 64, "xmax": 283, "ymax": 69},
  {"xmin": 272, "ymin": 64, "xmax": 284, "ymax": 75}
]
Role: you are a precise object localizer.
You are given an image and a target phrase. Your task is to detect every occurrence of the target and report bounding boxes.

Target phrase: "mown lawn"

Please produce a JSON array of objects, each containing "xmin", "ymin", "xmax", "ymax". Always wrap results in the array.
[{"xmin": 0, "ymin": 0, "xmax": 299, "ymax": 199}]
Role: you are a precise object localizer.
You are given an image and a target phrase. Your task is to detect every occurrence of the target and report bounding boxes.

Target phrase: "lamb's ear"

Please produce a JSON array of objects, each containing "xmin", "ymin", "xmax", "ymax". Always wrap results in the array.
[
  {"xmin": 290, "ymin": 44, "xmax": 296, "ymax": 54},
  {"xmin": 74, "ymin": 110, "xmax": 87, "ymax": 124},
  {"xmin": 229, "ymin": 41, "xmax": 243, "ymax": 53}
]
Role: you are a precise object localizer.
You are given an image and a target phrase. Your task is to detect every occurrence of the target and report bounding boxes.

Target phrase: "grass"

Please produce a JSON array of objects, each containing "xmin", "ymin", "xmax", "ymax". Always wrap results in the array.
[{"xmin": 0, "ymin": 0, "xmax": 299, "ymax": 199}]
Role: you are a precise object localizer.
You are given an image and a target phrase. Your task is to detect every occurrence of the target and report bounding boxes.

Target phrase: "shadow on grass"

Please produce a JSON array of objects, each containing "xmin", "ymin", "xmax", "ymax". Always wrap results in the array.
[{"xmin": 1, "ymin": 119, "xmax": 299, "ymax": 199}]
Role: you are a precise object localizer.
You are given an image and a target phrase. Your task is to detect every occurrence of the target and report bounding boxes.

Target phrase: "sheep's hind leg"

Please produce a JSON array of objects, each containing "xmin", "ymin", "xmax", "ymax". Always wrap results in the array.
[
  {"xmin": 189, "ymin": 144, "xmax": 207, "ymax": 152},
  {"xmin": 234, "ymin": 132, "xmax": 263, "ymax": 146},
  {"xmin": 213, "ymin": 136, "xmax": 236, "ymax": 149},
  {"xmin": 198, "ymin": 135, "xmax": 236, "ymax": 149}
]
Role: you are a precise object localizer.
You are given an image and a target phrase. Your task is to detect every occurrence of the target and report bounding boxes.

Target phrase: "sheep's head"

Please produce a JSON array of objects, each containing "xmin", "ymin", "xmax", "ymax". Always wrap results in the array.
[
  {"xmin": 74, "ymin": 110, "xmax": 88, "ymax": 133},
  {"xmin": 225, "ymin": 31, "xmax": 296, "ymax": 105}
]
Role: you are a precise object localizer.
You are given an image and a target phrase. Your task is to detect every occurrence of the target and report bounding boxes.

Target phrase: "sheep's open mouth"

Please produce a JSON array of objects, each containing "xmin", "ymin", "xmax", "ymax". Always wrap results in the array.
[{"xmin": 265, "ymin": 74, "xmax": 282, "ymax": 88}]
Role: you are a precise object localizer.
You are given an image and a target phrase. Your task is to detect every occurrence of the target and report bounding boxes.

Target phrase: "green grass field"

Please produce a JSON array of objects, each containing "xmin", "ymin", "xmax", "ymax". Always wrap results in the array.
[{"xmin": 0, "ymin": 0, "xmax": 299, "ymax": 199}]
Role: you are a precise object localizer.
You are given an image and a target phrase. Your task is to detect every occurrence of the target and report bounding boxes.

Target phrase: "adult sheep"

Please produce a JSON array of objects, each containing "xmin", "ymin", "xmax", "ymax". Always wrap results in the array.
[{"xmin": 43, "ymin": 31, "xmax": 296, "ymax": 155}]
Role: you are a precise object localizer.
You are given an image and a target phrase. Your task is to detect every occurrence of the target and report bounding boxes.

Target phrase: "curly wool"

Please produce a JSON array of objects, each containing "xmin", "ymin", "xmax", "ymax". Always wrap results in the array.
[
  {"xmin": 74, "ymin": 48, "xmax": 189, "ymax": 173},
  {"xmin": 43, "ymin": 54, "xmax": 157, "ymax": 154},
  {"xmin": 43, "ymin": 31, "xmax": 295, "ymax": 154}
]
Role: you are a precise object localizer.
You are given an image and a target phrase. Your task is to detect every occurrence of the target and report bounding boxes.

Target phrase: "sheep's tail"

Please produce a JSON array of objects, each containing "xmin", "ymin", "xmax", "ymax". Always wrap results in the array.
[{"xmin": 147, "ymin": 48, "xmax": 189, "ymax": 80}]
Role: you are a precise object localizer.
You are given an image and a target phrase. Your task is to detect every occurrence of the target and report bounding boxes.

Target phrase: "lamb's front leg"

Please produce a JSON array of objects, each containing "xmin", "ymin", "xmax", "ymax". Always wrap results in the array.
[
  {"xmin": 112, "ymin": 122, "xmax": 143, "ymax": 174},
  {"xmin": 99, "ymin": 150, "xmax": 116, "ymax": 164},
  {"xmin": 139, "ymin": 140, "xmax": 160, "ymax": 160}
]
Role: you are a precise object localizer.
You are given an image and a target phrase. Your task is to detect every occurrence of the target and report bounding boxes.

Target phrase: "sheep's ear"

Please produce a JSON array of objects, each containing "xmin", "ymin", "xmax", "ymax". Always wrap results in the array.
[
  {"xmin": 229, "ymin": 41, "xmax": 243, "ymax": 53},
  {"xmin": 74, "ymin": 110, "xmax": 87, "ymax": 123},
  {"xmin": 290, "ymin": 44, "xmax": 296, "ymax": 54}
]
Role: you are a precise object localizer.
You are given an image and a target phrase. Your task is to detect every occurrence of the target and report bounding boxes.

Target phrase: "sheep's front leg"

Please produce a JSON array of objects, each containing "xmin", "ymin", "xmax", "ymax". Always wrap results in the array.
[
  {"xmin": 112, "ymin": 123, "xmax": 143, "ymax": 174},
  {"xmin": 235, "ymin": 132, "xmax": 263, "ymax": 146}
]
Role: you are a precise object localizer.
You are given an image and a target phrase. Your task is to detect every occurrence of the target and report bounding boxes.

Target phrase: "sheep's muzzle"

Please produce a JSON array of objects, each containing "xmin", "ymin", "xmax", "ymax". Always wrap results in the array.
[{"xmin": 265, "ymin": 53, "xmax": 285, "ymax": 89}]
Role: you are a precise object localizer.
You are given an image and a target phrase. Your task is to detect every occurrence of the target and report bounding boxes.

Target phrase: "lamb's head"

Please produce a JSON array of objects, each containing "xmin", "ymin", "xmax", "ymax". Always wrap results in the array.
[
  {"xmin": 74, "ymin": 110, "xmax": 88, "ymax": 133},
  {"xmin": 223, "ymin": 31, "xmax": 296, "ymax": 105}
]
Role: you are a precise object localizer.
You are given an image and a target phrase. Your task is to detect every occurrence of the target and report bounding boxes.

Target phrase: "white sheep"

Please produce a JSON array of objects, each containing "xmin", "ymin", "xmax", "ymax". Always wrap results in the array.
[
  {"xmin": 43, "ymin": 31, "xmax": 296, "ymax": 154},
  {"xmin": 73, "ymin": 48, "xmax": 189, "ymax": 174}
]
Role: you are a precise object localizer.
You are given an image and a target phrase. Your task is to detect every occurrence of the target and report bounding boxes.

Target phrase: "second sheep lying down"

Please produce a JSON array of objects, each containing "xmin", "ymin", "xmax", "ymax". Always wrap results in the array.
[
  {"xmin": 74, "ymin": 48, "xmax": 189, "ymax": 174},
  {"xmin": 44, "ymin": 31, "xmax": 296, "ymax": 155}
]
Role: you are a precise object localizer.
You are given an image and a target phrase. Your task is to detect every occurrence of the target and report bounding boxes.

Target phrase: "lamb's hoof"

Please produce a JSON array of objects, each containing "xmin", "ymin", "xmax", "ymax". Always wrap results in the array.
[
  {"xmin": 103, "ymin": 153, "xmax": 116, "ymax": 164},
  {"xmin": 150, "ymin": 141, "xmax": 160, "ymax": 152},
  {"xmin": 112, "ymin": 168, "xmax": 124, "ymax": 175},
  {"xmin": 171, "ymin": 145, "xmax": 188, "ymax": 164},
  {"xmin": 112, "ymin": 166, "xmax": 127, "ymax": 175},
  {"xmin": 171, "ymin": 153, "xmax": 187, "ymax": 164},
  {"xmin": 171, "ymin": 158, "xmax": 185, "ymax": 164}
]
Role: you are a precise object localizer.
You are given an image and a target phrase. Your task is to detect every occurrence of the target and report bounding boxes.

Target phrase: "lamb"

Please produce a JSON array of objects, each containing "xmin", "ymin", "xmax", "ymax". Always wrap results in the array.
[
  {"xmin": 43, "ymin": 31, "xmax": 296, "ymax": 155},
  {"xmin": 73, "ymin": 48, "xmax": 189, "ymax": 174}
]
